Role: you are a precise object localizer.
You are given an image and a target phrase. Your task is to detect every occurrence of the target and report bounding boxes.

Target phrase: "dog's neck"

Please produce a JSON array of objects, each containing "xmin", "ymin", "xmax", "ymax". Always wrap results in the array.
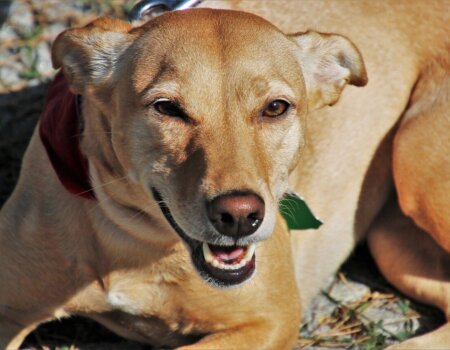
[
  {"xmin": 39, "ymin": 73, "xmax": 177, "ymax": 245},
  {"xmin": 39, "ymin": 72, "xmax": 95, "ymax": 199}
]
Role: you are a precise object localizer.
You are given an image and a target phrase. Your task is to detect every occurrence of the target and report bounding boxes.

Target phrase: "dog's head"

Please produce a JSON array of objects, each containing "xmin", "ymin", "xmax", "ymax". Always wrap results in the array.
[{"xmin": 52, "ymin": 9, "xmax": 366, "ymax": 287}]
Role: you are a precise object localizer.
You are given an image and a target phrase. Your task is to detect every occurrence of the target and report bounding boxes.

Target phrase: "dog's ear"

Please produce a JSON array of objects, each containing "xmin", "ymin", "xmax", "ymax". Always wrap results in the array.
[
  {"xmin": 52, "ymin": 17, "xmax": 134, "ymax": 94},
  {"xmin": 290, "ymin": 30, "xmax": 368, "ymax": 111}
]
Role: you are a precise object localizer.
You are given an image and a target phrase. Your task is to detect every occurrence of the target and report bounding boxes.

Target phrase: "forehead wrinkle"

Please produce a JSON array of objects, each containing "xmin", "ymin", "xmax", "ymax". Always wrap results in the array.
[
  {"xmin": 137, "ymin": 59, "xmax": 175, "ymax": 96},
  {"xmin": 174, "ymin": 34, "xmax": 225, "ymax": 124},
  {"xmin": 230, "ymin": 75, "xmax": 294, "ymax": 115},
  {"xmin": 129, "ymin": 52, "xmax": 175, "ymax": 91},
  {"xmin": 267, "ymin": 80, "xmax": 296, "ymax": 99},
  {"xmin": 141, "ymin": 81, "xmax": 180, "ymax": 99}
]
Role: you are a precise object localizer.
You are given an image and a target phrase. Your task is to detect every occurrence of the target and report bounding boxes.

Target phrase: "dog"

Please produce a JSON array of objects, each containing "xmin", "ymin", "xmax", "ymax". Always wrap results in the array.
[{"xmin": 1, "ymin": 1, "xmax": 449, "ymax": 349}]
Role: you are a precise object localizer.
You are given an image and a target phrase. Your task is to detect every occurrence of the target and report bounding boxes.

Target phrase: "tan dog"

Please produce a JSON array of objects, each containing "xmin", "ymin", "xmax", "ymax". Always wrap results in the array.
[
  {"xmin": 227, "ymin": 1, "xmax": 449, "ymax": 349},
  {"xmin": 0, "ymin": 1, "xmax": 449, "ymax": 350}
]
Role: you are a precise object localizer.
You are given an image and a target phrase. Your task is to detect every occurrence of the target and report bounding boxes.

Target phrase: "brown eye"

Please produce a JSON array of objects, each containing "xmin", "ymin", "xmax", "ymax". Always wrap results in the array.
[
  {"xmin": 153, "ymin": 99, "xmax": 184, "ymax": 118},
  {"xmin": 263, "ymin": 99, "xmax": 290, "ymax": 118}
]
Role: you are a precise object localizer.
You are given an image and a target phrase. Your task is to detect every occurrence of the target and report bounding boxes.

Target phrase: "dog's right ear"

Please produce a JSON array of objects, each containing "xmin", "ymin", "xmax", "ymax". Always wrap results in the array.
[
  {"xmin": 290, "ymin": 30, "xmax": 368, "ymax": 111},
  {"xmin": 52, "ymin": 17, "xmax": 134, "ymax": 94}
]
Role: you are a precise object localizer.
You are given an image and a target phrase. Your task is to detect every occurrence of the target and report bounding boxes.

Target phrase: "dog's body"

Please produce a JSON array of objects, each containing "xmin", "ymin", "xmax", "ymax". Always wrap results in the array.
[{"xmin": 1, "ymin": 1, "xmax": 449, "ymax": 349}]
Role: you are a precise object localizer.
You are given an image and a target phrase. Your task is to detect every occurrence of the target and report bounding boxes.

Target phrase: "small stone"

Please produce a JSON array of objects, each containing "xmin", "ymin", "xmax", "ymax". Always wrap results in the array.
[
  {"xmin": 0, "ymin": 25, "xmax": 18, "ymax": 42},
  {"xmin": 44, "ymin": 23, "xmax": 67, "ymax": 42},
  {"xmin": 27, "ymin": 78, "xmax": 40, "ymax": 87},
  {"xmin": 36, "ymin": 42, "xmax": 54, "ymax": 76},
  {"xmin": 0, "ymin": 66, "xmax": 20, "ymax": 87},
  {"xmin": 8, "ymin": 1, "xmax": 35, "ymax": 35},
  {"xmin": 329, "ymin": 280, "xmax": 370, "ymax": 304},
  {"xmin": 362, "ymin": 300, "xmax": 420, "ymax": 335}
]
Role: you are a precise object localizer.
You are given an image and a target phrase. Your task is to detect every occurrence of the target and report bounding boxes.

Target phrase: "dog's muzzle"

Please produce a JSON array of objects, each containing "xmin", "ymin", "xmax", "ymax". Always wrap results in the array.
[{"xmin": 152, "ymin": 188, "xmax": 257, "ymax": 287}]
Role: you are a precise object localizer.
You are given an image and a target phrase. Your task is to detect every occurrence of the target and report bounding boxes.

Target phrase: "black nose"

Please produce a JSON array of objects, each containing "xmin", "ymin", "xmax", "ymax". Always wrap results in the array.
[{"xmin": 206, "ymin": 192, "xmax": 265, "ymax": 238}]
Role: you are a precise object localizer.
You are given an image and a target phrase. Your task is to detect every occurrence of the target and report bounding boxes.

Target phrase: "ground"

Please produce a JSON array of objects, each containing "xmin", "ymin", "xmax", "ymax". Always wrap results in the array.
[{"xmin": 0, "ymin": 1, "xmax": 444, "ymax": 349}]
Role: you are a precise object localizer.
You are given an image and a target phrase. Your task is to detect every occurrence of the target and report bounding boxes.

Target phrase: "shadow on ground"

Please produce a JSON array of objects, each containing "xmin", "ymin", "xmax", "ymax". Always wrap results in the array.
[
  {"xmin": 0, "ymin": 82, "xmax": 48, "ymax": 203},
  {"xmin": 0, "ymin": 0, "xmax": 12, "ymax": 27}
]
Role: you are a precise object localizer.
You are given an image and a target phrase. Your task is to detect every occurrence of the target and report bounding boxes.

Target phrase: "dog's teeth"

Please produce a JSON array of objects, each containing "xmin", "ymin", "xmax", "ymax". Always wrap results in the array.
[
  {"xmin": 219, "ymin": 261, "xmax": 228, "ymax": 270},
  {"xmin": 235, "ymin": 259, "xmax": 247, "ymax": 270},
  {"xmin": 202, "ymin": 242, "xmax": 213, "ymax": 263},
  {"xmin": 203, "ymin": 242, "xmax": 256, "ymax": 271},
  {"xmin": 244, "ymin": 244, "xmax": 256, "ymax": 260}
]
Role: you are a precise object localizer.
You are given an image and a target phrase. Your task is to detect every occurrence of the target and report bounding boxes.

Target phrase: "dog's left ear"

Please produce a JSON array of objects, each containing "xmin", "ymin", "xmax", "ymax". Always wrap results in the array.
[
  {"xmin": 52, "ymin": 17, "xmax": 135, "ymax": 95},
  {"xmin": 290, "ymin": 30, "xmax": 368, "ymax": 111}
]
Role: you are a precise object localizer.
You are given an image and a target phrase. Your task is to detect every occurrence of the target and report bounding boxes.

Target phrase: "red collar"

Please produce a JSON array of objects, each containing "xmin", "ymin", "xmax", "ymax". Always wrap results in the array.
[{"xmin": 39, "ymin": 72, "xmax": 95, "ymax": 200}]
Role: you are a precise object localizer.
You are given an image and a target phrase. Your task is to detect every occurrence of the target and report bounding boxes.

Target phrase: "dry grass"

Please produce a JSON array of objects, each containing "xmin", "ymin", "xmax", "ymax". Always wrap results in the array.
[{"xmin": 296, "ymin": 274, "xmax": 419, "ymax": 350}]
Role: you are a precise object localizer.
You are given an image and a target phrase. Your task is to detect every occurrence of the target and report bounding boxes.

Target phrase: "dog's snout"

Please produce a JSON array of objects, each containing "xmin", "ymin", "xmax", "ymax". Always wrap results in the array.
[{"xmin": 207, "ymin": 192, "xmax": 265, "ymax": 237}]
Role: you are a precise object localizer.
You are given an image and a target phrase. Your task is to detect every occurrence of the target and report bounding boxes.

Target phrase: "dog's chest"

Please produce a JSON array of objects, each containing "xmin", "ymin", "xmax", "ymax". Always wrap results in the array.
[
  {"xmin": 103, "ymin": 286, "xmax": 209, "ymax": 346},
  {"xmin": 100, "ymin": 308, "xmax": 204, "ymax": 347},
  {"xmin": 99, "ymin": 268, "xmax": 214, "ymax": 346}
]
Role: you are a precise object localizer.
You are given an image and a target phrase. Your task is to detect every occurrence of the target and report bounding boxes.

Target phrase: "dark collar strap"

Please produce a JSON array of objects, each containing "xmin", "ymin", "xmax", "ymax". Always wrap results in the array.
[{"xmin": 39, "ymin": 72, "xmax": 95, "ymax": 200}]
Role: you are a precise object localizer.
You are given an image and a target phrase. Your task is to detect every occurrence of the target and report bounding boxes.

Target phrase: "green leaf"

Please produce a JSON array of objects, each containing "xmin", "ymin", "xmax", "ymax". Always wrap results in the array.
[{"xmin": 279, "ymin": 191, "xmax": 322, "ymax": 230}]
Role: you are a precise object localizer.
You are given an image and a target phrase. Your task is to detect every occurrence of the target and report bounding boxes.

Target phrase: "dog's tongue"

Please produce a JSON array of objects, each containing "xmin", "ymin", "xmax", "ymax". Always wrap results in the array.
[{"xmin": 209, "ymin": 245, "xmax": 245, "ymax": 262}]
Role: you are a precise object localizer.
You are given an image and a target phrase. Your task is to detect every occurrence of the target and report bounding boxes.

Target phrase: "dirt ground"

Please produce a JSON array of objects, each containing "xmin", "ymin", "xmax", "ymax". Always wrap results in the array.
[{"xmin": 0, "ymin": 1, "xmax": 445, "ymax": 349}]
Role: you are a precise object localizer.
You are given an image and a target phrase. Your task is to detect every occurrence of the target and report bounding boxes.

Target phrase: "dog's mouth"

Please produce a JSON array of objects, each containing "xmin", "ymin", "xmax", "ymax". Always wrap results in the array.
[
  {"xmin": 194, "ymin": 242, "xmax": 256, "ymax": 286},
  {"xmin": 152, "ymin": 188, "xmax": 256, "ymax": 287}
]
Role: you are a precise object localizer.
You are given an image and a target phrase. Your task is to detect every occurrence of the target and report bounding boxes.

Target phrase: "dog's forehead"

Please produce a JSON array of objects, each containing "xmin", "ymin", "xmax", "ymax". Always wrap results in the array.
[
  {"xmin": 129, "ymin": 9, "xmax": 298, "ymax": 93},
  {"xmin": 139, "ymin": 8, "xmax": 282, "ymax": 38}
]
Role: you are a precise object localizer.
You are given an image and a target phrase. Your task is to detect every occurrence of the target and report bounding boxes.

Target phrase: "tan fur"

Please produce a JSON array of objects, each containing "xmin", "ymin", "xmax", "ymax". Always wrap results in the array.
[{"xmin": 0, "ymin": 1, "xmax": 449, "ymax": 349}]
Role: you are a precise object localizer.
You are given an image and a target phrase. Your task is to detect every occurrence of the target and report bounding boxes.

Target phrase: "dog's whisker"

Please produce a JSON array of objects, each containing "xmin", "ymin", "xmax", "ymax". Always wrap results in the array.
[
  {"xmin": 75, "ymin": 175, "xmax": 129, "ymax": 197},
  {"xmin": 278, "ymin": 204, "xmax": 297, "ymax": 221},
  {"xmin": 86, "ymin": 198, "xmax": 106, "ymax": 215},
  {"xmin": 73, "ymin": 131, "xmax": 117, "ymax": 138},
  {"xmin": 127, "ymin": 203, "xmax": 154, "ymax": 223}
]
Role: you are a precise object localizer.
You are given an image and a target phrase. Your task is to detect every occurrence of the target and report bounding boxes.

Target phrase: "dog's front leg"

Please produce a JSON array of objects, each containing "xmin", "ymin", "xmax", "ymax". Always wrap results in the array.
[
  {"xmin": 0, "ymin": 285, "xmax": 61, "ymax": 349},
  {"xmin": 0, "ymin": 316, "xmax": 47, "ymax": 350},
  {"xmin": 177, "ymin": 320, "xmax": 298, "ymax": 350}
]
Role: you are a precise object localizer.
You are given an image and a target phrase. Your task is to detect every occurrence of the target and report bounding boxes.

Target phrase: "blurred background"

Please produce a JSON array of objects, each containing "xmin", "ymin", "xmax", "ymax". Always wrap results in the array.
[
  {"xmin": 0, "ymin": 1, "xmax": 445, "ymax": 349},
  {"xmin": 0, "ymin": 0, "xmax": 135, "ymax": 205},
  {"xmin": 0, "ymin": 0, "xmax": 135, "ymax": 94}
]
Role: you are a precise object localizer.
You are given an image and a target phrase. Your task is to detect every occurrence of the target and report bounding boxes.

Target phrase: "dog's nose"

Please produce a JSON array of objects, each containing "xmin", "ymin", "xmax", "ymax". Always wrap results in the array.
[{"xmin": 207, "ymin": 192, "xmax": 265, "ymax": 237}]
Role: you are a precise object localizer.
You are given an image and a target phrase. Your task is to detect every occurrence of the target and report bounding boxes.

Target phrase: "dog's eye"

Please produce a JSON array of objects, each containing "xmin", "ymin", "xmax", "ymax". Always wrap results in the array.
[
  {"xmin": 153, "ymin": 100, "xmax": 184, "ymax": 118},
  {"xmin": 263, "ymin": 99, "xmax": 290, "ymax": 118}
]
